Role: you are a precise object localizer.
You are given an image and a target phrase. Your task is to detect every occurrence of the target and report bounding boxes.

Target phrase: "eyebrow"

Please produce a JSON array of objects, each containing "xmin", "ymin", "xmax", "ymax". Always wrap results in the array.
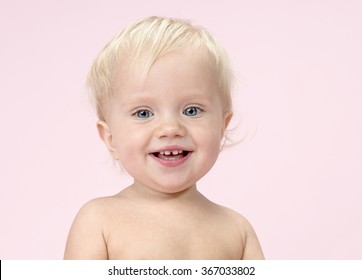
[
  {"xmin": 120, "ymin": 95, "xmax": 154, "ymax": 106},
  {"xmin": 120, "ymin": 92, "xmax": 214, "ymax": 106}
]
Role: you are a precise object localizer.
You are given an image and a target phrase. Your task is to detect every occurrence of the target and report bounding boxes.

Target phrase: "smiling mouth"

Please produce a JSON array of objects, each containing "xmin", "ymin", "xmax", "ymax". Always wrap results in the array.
[{"xmin": 152, "ymin": 150, "xmax": 190, "ymax": 160}]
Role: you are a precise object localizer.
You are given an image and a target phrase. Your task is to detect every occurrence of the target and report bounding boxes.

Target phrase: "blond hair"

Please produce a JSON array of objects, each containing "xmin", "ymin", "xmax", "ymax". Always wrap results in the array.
[{"xmin": 86, "ymin": 16, "xmax": 234, "ymax": 121}]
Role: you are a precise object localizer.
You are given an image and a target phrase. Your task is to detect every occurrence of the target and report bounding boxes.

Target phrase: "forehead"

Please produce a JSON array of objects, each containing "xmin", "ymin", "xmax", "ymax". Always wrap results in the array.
[{"xmin": 112, "ymin": 49, "xmax": 220, "ymax": 100}]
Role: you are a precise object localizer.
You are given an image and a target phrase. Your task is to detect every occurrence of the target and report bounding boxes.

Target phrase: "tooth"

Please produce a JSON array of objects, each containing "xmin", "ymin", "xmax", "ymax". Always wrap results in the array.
[
  {"xmin": 178, "ymin": 150, "xmax": 183, "ymax": 154},
  {"xmin": 172, "ymin": 150, "xmax": 179, "ymax": 155},
  {"xmin": 160, "ymin": 151, "xmax": 164, "ymax": 155},
  {"xmin": 164, "ymin": 151, "xmax": 171, "ymax": 155}
]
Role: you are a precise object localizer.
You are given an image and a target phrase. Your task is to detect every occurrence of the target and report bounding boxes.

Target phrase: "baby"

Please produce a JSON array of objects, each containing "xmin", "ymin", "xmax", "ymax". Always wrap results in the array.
[{"xmin": 64, "ymin": 16, "xmax": 264, "ymax": 260}]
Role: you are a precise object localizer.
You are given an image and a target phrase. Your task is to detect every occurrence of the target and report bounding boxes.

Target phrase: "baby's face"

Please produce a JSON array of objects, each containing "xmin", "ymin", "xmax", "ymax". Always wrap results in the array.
[{"xmin": 98, "ymin": 49, "xmax": 232, "ymax": 194}]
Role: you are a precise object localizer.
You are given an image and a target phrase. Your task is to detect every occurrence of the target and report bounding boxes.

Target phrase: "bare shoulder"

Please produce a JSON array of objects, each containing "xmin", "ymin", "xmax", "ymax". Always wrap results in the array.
[
  {"xmin": 64, "ymin": 197, "xmax": 116, "ymax": 259},
  {"xmin": 215, "ymin": 205, "xmax": 265, "ymax": 260},
  {"xmin": 78, "ymin": 196, "xmax": 113, "ymax": 214},
  {"xmin": 70, "ymin": 196, "xmax": 117, "ymax": 227}
]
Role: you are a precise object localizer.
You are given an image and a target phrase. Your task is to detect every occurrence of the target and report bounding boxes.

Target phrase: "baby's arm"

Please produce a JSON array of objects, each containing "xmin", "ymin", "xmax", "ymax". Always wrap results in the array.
[
  {"xmin": 64, "ymin": 199, "xmax": 108, "ymax": 259},
  {"xmin": 241, "ymin": 219, "xmax": 265, "ymax": 260}
]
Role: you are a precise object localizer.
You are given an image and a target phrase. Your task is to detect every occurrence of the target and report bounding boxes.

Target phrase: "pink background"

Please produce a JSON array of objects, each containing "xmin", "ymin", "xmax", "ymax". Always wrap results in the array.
[{"xmin": 1, "ymin": 0, "xmax": 361, "ymax": 259}]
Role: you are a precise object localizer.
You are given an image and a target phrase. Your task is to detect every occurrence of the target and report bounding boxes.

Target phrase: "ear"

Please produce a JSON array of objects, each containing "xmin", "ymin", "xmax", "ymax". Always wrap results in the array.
[
  {"xmin": 96, "ymin": 120, "xmax": 119, "ymax": 160},
  {"xmin": 221, "ymin": 111, "xmax": 233, "ymax": 138}
]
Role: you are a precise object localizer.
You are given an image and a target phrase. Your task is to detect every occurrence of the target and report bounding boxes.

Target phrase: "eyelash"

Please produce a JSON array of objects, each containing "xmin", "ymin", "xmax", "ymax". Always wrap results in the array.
[
  {"xmin": 132, "ymin": 106, "xmax": 204, "ymax": 119},
  {"xmin": 183, "ymin": 106, "xmax": 203, "ymax": 117},
  {"xmin": 132, "ymin": 108, "xmax": 154, "ymax": 119}
]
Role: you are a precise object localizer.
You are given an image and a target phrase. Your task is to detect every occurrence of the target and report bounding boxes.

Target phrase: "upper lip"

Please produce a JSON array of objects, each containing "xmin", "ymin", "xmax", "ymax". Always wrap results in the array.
[{"xmin": 151, "ymin": 145, "xmax": 190, "ymax": 153}]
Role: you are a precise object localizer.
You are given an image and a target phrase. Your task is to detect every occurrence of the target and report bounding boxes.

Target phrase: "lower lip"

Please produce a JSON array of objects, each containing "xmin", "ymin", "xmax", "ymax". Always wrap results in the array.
[{"xmin": 150, "ymin": 152, "xmax": 192, "ymax": 167}]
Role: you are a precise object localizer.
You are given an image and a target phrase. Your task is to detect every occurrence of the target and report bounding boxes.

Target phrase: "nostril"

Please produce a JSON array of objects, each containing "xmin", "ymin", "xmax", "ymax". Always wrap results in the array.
[{"xmin": 155, "ymin": 121, "xmax": 186, "ymax": 138}]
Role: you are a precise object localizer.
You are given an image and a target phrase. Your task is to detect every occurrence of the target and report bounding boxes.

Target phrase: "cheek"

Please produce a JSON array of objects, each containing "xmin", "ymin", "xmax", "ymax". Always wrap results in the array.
[
  {"xmin": 116, "ymin": 137, "xmax": 143, "ymax": 177},
  {"xmin": 195, "ymin": 125, "xmax": 223, "ymax": 157},
  {"xmin": 203, "ymin": 137, "xmax": 222, "ymax": 157},
  {"xmin": 195, "ymin": 134, "xmax": 221, "ymax": 180},
  {"xmin": 112, "ymin": 127, "xmax": 146, "ymax": 161}
]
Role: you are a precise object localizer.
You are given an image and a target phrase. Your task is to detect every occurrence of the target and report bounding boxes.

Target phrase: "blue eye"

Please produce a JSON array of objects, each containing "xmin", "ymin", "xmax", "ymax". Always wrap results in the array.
[
  {"xmin": 135, "ymin": 109, "xmax": 154, "ymax": 119},
  {"xmin": 183, "ymin": 106, "xmax": 202, "ymax": 116}
]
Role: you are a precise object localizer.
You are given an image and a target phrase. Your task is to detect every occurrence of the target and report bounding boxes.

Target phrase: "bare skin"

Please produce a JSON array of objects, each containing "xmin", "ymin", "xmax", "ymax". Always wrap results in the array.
[
  {"xmin": 64, "ymin": 49, "xmax": 265, "ymax": 260},
  {"xmin": 64, "ymin": 183, "xmax": 264, "ymax": 260}
]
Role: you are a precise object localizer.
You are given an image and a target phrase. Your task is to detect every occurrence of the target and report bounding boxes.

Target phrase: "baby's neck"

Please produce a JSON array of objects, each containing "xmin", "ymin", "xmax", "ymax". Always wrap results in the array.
[{"xmin": 121, "ymin": 181, "xmax": 206, "ymax": 206}]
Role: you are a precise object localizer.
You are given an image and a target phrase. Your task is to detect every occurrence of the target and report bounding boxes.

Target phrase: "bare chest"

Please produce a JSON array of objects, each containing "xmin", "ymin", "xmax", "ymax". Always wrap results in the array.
[{"xmin": 105, "ymin": 211, "xmax": 244, "ymax": 260}]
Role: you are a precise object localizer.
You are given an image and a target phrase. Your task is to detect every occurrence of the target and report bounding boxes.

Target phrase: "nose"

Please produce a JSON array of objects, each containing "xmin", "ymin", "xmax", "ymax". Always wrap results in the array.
[{"xmin": 154, "ymin": 115, "xmax": 186, "ymax": 139}]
